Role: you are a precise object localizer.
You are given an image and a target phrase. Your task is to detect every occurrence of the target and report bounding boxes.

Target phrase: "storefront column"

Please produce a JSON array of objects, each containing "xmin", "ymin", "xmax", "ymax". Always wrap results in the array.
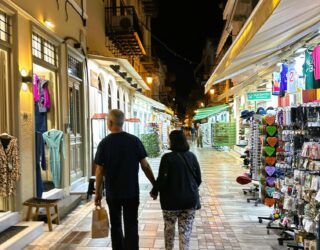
[{"xmin": 17, "ymin": 16, "xmax": 34, "ymax": 211}]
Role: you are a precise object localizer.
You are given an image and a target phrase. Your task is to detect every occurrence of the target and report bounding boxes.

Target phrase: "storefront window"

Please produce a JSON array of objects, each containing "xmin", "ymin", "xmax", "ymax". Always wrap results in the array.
[
  {"xmin": 68, "ymin": 55, "xmax": 82, "ymax": 79},
  {"xmin": 0, "ymin": 11, "xmax": 10, "ymax": 42},
  {"xmin": 32, "ymin": 32, "xmax": 57, "ymax": 66},
  {"xmin": 108, "ymin": 83, "xmax": 112, "ymax": 110},
  {"xmin": 117, "ymin": 89, "xmax": 120, "ymax": 109}
]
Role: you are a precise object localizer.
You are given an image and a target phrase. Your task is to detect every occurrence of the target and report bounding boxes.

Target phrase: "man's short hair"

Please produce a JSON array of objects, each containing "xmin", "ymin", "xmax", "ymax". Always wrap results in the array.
[{"xmin": 109, "ymin": 109, "xmax": 125, "ymax": 127}]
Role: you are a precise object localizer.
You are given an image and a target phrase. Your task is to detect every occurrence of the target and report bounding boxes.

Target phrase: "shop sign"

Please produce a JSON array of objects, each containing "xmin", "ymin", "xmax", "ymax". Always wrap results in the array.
[
  {"xmin": 247, "ymin": 91, "xmax": 271, "ymax": 101},
  {"xmin": 90, "ymin": 70, "xmax": 99, "ymax": 89}
]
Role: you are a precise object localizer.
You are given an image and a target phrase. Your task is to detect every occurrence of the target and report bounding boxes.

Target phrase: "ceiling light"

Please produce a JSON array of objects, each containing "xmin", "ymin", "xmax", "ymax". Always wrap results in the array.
[
  {"xmin": 44, "ymin": 20, "xmax": 55, "ymax": 29},
  {"xmin": 146, "ymin": 77, "xmax": 153, "ymax": 84}
]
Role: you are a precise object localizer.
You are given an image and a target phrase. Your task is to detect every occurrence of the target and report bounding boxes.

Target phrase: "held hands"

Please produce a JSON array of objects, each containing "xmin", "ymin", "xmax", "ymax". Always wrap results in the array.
[
  {"xmin": 149, "ymin": 186, "xmax": 158, "ymax": 200},
  {"xmin": 94, "ymin": 192, "xmax": 102, "ymax": 206}
]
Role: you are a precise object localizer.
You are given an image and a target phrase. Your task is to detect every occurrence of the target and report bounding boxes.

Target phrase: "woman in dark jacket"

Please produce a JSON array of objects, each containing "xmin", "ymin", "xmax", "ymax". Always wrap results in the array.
[{"xmin": 151, "ymin": 130, "xmax": 202, "ymax": 250}]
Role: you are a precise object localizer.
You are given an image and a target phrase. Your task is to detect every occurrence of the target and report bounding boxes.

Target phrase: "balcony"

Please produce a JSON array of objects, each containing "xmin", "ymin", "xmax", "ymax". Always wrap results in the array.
[{"xmin": 105, "ymin": 6, "xmax": 146, "ymax": 56}]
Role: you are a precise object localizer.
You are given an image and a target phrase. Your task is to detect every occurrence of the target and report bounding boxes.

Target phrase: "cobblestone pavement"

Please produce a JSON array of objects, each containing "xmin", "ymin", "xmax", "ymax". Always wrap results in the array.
[{"xmin": 26, "ymin": 146, "xmax": 286, "ymax": 250}]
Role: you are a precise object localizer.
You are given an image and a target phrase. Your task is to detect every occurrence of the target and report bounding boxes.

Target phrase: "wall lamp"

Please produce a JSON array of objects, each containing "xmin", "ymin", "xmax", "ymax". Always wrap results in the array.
[
  {"xmin": 21, "ymin": 68, "xmax": 32, "ymax": 92},
  {"xmin": 21, "ymin": 68, "xmax": 33, "ymax": 83}
]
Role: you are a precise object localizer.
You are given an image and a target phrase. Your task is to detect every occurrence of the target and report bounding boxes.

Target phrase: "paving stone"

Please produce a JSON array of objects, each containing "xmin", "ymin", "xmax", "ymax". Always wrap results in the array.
[{"xmin": 26, "ymin": 147, "xmax": 286, "ymax": 250}]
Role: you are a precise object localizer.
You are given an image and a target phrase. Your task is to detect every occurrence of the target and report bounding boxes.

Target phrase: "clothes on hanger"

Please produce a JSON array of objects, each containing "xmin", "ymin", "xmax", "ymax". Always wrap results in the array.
[
  {"xmin": 35, "ymin": 131, "xmax": 46, "ymax": 198},
  {"xmin": 33, "ymin": 74, "xmax": 51, "ymax": 113},
  {"xmin": 43, "ymin": 129, "xmax": 64, "ymax": 188},
  {"xmin": 312, "ymin": 45, "xmax": 320, "ymax": 80},
  {"xmin": 0, "ymin": 134, "xmax": 20, "ymax": 197}
]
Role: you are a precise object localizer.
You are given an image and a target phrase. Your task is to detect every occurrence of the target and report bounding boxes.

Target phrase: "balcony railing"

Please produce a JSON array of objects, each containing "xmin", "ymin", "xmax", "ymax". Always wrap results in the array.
[{"xmin": 105, "ymin": 6, "xmax": 146, "ymax": 56}]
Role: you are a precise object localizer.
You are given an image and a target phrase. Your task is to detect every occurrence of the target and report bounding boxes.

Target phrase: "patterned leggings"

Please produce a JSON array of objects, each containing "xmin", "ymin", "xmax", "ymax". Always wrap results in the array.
[{"xmin": 163, "ymin": 209, "xmax": 196, "ymax": 250}]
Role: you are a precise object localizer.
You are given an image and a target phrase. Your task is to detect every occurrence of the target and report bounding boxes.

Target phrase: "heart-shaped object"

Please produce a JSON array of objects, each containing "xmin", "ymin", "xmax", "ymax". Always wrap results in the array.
[
  {"xmin": 266, "ymin": 187, "xmax": 276, "ymax": 197},
  {"xmin": 266, "ymin": 126, "xmax": 277, "ymax": 136},
  {"xmin": 265, "ymin": 115, "xmax": 276, "ymax": 126},
  {"xmin": 264, "ymin": 197, "xmax": 275, "ymax": 207},
  {"xmin": 265, "ymin": 157, "xmax": 276, "ymax": 166},
  {"xmin": 267, "ymin": 137, "xmax": 278, "ymax": 147},
  {"xmin": 264, "ymin": 146, "xmax": 275, "ymax": 156},
  {"xmin": 266, "ymin": 176, "xmax": 276, "ymax": 187},
  {"xmin": 265, "ymin": 166, "xmax": 276, "ymax": 176}
]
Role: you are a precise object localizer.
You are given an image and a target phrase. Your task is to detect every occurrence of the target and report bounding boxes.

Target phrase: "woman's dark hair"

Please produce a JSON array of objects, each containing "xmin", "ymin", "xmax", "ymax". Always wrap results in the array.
[{"xmin": 169, "ymin": 130, "xmax": 190, "ymax": 152}]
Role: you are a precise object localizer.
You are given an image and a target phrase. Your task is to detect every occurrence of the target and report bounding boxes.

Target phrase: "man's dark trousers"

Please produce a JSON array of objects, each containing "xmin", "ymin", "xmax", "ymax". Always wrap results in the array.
[{"xmin": 107, "ymin": 198, "xmax": 139, "ymax": 250}]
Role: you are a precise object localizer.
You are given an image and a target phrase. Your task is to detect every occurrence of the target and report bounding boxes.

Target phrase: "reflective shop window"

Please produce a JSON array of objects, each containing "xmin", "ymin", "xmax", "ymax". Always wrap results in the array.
[
  {"xmin": 0, "ymin": 11, "xmax": 10, "ymax": 42},
  {"xmin": 32, "ymin": 32, "xmax": 57, "ymax": 66},
  {"xmin": 68, "ymin": 55, "xmax": 82, "ymax": 79}
]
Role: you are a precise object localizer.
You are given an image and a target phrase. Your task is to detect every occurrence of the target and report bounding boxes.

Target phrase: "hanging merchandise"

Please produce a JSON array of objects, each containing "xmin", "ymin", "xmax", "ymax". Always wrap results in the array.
[
  {"xmin": 213, "ymin": 122, "xmax": 236, "ymax": 147},
  {"xmin": 43, "ymin": 129, "xmax": 64, "ymax": 188},
  {"xmin": 0, "ymin": 134, "xmax": 20, "ymax": 197},
  {"xmin": 280, "ymin": 63, "xmax": 288, "ymax": 92},
  {"xmin": 33, "ymin": 74, "xmax": 51, "ymax": 113},
  {"xmin": 303, "ymin": 48, "xmax": 320, "ymax": 90},
  {"xmin": 272, "ymin": 72, "xmax": 281, "ymax": 96},
  {"xmin": 261, "ymin": 113, "xmax": 279, "ymax": 208},
  {"xmin": 287, "ymin": 63, "xmax": 299, "ymax": 94},
  {"xmin": 312, "ymin": 45, "xmax": 320, "ymax": 80},
  {"xmin": 35, "ymin": 132, "xmax": 46, "ymax": 198}
]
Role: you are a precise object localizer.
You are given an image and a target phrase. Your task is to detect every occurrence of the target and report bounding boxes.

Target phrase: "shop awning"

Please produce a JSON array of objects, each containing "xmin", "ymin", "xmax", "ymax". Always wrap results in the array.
[
  {"xmin": 91, "ymin": 113, "xmax": 108, "ymax": 119},
  {"xmin": 88, "ymin": 55, "xmax": 150, "ymax": 91},
  {"xmin": 205, "ymin": 0, "xmax": 320, "ymax": 93},
  {"xmin": 125, "ymin": 118, "xmax": 140, "ymax": 123},
  {"xmin": 193, "ymin": 104, "xmax": 229, "ymax": 121}
]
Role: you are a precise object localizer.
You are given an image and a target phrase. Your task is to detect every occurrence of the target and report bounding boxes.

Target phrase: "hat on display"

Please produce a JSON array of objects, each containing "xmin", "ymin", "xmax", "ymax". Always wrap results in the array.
[
  {"xmin": 236, "ymin": 172, "xmax": 252, "ymax": 185},
  {"xmin": 266, "ymin": 109, "xmax": 276, "ymax": 116},
  {"xmin": 240, "ymin": 110, "xmax": 250, "ymax": 119},
  {"xmin": 256, "ymin": 107, "xmax": 266, "ymax": 115}
]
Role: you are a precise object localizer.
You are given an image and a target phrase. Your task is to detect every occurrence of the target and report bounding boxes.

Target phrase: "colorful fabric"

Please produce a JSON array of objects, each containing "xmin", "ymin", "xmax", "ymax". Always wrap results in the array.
[
  {"xmin": 303, "ymin": 49, "xmax": 320, "ymax": 89},
  {"xmin": 272, "ymin": 72, "xmax": 281, "ymax": 95},
  {"xmin": 43, "ymin": 130, "xmax": 64, "ymax": 188},
  {"xmin": 313, "ymin": 45, "xmax": 320, "ymax": 80},
  {"xmin": 33, "ymin": 74, "xmax": 51, "ymax": 113},
  {"xmin": 287, "ymin": 64, "xmax": 298, "ymax": 94},
  {"xmin": 280, "ymin": 64, "xmax": 288, "ymax": 91},
  {"xmin": 0, "ymin": 135, "xmax": 20, "ymax": 197},
  {"xmin": 163, "ymin": 209, "xmax": 195, "ymax": 250}
]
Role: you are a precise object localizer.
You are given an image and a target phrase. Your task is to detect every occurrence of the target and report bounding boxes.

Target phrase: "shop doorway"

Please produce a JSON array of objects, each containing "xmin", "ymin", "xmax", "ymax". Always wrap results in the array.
[
  {"xmin": 33, "ymin": 63, "xmax": 60, "ymax": 197},
  {"xmin": 68, "ymin": 78, "xmax": 84, "ymax": 183}
]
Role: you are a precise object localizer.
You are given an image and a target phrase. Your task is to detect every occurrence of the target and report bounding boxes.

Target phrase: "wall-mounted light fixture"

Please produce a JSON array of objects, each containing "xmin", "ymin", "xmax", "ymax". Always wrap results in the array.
[
  {"xmin": 21, "ymin": 68, "xmax": 33, "ymax": 83},
  {"xmin": 44, "ymin": 20, "xmax": 55, "ymax": 29}
]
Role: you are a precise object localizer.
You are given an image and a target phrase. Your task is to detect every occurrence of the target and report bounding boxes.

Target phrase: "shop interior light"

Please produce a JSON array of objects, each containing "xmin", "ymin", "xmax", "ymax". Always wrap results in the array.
[
  {"xmin": 44, "ymin": 20, "xmax": 55, "ymax": 29},
  {"xmin": 146, "ymin": 77, "xmax": 153, "ymax": 84},
  {"xmin": 200, "ymin": 102, "xmax": 205, "ymax": 107},
  {"xmin": 209, "ymin": 89, "xmax": 215, "ymax": 95},
  {"xmin": 21, "ymin": 68, "xmax": 28, "ymax": 77}
]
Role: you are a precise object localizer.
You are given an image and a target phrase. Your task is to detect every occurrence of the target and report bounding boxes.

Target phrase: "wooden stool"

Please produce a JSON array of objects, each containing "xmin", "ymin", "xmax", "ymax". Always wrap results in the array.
[
  {"xmin": 87, "ymin": 176, "xmax": 104, "ymax": 199},
  {"xmin": 23, "ymin": 197, "xmax": 60, "ymax": 231}
]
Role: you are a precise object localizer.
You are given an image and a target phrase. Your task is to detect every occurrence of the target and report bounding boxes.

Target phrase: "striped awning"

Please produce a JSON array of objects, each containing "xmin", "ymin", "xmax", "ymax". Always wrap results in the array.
[{"xmin": 193, "ymin": 104, "xmax": 229, "ymax": 121}]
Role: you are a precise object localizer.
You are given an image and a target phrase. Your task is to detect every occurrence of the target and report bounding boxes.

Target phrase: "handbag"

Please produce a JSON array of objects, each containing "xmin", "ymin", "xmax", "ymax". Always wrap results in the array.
[
  {"xmin": 177, "ymin": 153, "xmax": 201, "ymax": 210},
  {"xmin": 91, "ymin": 206, "xmax": 109, "ymax": 238}
]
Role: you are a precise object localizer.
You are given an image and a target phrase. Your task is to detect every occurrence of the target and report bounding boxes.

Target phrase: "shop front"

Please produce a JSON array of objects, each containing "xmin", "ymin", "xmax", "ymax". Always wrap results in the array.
[
  {"xmin": 205, "ymin": 0, "xmax": 320, "ymax": 248},
  {"xmin": 0, "ymin": 0, "xmax": 89, "ymax": 214}
]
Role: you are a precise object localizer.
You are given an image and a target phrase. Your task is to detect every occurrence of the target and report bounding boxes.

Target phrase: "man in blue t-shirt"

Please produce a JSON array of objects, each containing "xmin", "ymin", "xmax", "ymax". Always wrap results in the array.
[{"xmin": 95, "ymin": 109, "xmax": 156, "ymax": 250}]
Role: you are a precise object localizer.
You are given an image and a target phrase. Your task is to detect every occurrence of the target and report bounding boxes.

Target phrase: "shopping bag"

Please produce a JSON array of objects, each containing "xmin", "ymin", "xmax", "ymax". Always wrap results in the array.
[{"xmin": 91, "ymin": 206, "xmax": 109, "ymax": 238}]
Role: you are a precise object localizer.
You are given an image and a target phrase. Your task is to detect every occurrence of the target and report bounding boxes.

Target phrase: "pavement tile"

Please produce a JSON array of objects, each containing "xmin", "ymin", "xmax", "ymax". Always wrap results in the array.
[{"xmin": 26, "ymin": 147, "xmax": 286, "ymax": 250}]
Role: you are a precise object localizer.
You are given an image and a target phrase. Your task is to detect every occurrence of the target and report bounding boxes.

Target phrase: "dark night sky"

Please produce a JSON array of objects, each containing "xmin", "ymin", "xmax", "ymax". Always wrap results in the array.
[{"xmin": 152, "ymin": 0, "xmax": 225, "ymax": 115}]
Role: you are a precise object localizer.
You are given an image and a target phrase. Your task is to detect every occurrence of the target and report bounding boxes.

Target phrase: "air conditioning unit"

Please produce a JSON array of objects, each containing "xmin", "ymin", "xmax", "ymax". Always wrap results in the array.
[{"xmin": 111, "ymin": 15, "xmax": 133, "ymax": 31}]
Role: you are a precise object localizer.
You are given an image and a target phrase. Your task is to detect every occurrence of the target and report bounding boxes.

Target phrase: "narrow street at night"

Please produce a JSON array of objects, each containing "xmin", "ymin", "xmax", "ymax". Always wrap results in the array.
[{"xmin": 25, "ymin": 147, "xmax": 284, "ymax": 250}]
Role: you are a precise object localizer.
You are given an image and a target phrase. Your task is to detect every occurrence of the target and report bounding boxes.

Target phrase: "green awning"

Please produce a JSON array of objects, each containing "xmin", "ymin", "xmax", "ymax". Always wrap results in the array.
[{"xmin": 193, "ymin": 104, "xmax": 229, "ymax": 121}]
